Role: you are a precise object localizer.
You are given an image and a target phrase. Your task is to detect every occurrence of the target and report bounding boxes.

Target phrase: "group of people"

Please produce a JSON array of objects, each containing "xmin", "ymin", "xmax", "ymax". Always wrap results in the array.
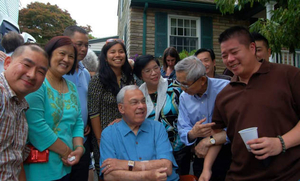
[{"xmin": 0, "ymin": 24, "xmax": 299, "ymax": 181}]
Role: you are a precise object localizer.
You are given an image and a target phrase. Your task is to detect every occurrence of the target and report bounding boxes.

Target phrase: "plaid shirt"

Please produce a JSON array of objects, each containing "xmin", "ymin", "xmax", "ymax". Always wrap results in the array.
[{"xmin": 0, "ymin": 73, "xmax": 29, "ymax": 181}]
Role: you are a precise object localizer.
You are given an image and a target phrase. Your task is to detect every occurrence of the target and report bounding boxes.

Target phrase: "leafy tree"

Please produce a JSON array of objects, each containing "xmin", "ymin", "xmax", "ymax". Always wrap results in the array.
[
  {"xmin": 19, "ymin": 2, "xmax": 77, "ymax": 45},
  {"xmin": 80, "ymin": 25, "xmax": 96, "ymax": 39},
  {"xmin": 215, "ymin": 0, "xmax": 300, "ymax": 53}
]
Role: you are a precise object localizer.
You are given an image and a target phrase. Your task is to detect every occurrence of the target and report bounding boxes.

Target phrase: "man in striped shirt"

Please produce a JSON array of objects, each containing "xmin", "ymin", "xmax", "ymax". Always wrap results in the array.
[{"xmin": 0, "ymin": 44, "xmax": 48, "ymax": 181}]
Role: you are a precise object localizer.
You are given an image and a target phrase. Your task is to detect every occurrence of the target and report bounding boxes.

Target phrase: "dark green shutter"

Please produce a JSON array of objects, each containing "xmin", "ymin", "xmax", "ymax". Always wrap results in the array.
[
  {"xmin": 155, "ymin": 12, "xmax": 167, "ymax": 57},
  {"xmin": 201, "ymin": 16, "xmax": 213, "ymax": 49},
  {"xmin": 124, "ymin": 24, "xmax": 127, "ymax": 46}
]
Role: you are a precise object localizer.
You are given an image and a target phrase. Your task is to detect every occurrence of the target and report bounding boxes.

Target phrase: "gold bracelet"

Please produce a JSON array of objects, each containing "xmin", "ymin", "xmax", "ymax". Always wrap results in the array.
[{"xmin": 61, "ymin": 145, "xmax": 69, "ymax": 158}]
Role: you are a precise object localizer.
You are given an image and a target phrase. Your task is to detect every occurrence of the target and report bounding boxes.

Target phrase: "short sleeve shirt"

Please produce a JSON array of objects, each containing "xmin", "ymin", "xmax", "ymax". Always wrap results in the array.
[
  {"xmin": 213, "ymin": 61, "xmax": 300, "ymax": 180},
  {"xmin": 100, "ymin": 119, "xmax": 179, "ymax": 181}
]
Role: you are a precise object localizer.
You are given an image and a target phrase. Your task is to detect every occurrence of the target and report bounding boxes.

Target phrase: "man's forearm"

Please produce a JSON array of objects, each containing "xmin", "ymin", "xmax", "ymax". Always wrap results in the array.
[
  {"xmin": 134, "ymin": 159, "xmax": 172, "ymax": 176},
  {"xmin": 283, "ymin": 121, "xmax": 300, "ymax": 150},
  {"xmin": 19, "ymin": 163, "xmax": 26, "ymax": 181},
  {"xmin": 203, "ymin": 145, "xmax": 222, "ymax": 171},
  {"xmin": 104, "ymin": 170, "xmax": 149, "ymax": 181}
]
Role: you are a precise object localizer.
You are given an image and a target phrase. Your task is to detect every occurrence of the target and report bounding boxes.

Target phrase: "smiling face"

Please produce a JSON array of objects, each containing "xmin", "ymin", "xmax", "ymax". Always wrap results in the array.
[
  {"xmin": 4, "ymin": 47, "xmax": 48, "ymax": 100},
  {"xmin": 118, "ymin": 89, "xmax": 147, "ymax": 127},
  {"xmin": 141, "ymin": 60, "xmax": 161, "ymax": 87},
  {"xmin": 176, "ymin": 71, "xmax": 207, "ymax": 96},
  {"xmin": 220, "ymin": 38, "xmax": 257, "ymax": 78},
  {"xmin": 106, "ymin": 43, "xmax": 126, "ymax": 70},
  {"xmin": 196, "ymin": 51, "xmax": 215, "ymax": 78},
  {"xmin": 49, "ymin": 45, "xmax": 75, "ymax": 76}
]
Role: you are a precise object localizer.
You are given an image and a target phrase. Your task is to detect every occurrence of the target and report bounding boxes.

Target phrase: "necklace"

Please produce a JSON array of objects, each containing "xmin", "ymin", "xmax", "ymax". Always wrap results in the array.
[{"xmin": 46, "ymin": 74, "xmax": 64, "ymax": 95}]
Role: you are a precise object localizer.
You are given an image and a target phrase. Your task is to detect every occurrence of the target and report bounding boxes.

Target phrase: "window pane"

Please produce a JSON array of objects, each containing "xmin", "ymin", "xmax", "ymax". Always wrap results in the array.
[
  {"xmin": 171, "ymin": 27, "xmax": 177, "ymax": 35},
  {"xmin": 177, "ymin": 37, "xmax": 183, "ymax": 46},
  {"xmin": 184, "ymin": 20, "xmax": 190, "ymax": 28},
  {"xmin": 191, "ymin": 20, "xmax": 196, "ymax": 28},
  {"xmin": 184, "ymin": 39, "xmax": 189, "ymax": 46},
  {"xmin": 190, "ymin": 39, "xmax": 196, "ymax": 46},
  {"xmin": 170, "ymin": 36, "xmax": 176, "ymax": 47},
  {"xmin": 177, "ymin": 46, "xmax": 183, "ymax": 53},
  {"xmin": 178, "ymin": 28, "xmax": 183, "ymax": 36},
  {"xmin": 191, "ymin": 29, "xmax": 196, "ymax": 36},
  {"xmin": 178, "ymin": 19, "xmax": 183, "ymax": 27},
  {"xmin": 184, "ymin": 28, "xmax": 190, "ymax": 36},
  {"xmin": 171, "ymin": 18, "xmax": 176, "ymax": 27}
]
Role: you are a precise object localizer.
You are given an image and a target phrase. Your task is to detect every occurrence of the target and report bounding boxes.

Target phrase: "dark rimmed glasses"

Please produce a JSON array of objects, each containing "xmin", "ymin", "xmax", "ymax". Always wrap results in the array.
[
  {"xmin": 105, "ymin": 39, "xmax": 124, "ymax": 45},
  {"xmin": 176, "ymin": 76, "xmax": 201, "ymax": 89}
]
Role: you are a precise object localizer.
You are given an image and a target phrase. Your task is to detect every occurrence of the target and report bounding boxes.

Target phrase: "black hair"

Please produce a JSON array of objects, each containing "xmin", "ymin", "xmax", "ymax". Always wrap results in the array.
[
  {"xmin": 98, "ymin": 41, "xmax": 133, "ymax": 96},
  {"xmin": 162, "ymin": 47, "xmax": 180, "ymax": 71},
  {"xmin": 44, "ymin": 36, "xmax": 77, "ymax": 75},
  {"xmin": 251, "ymin": 32, "xmax": 270, "ymax": 49},
  {"xmin": 12, "ymin": 44, "xmax": 48, "ymax": 61},
  {"xmin": 63, "ymin": 26, "xmax": 88, "ymax": 37},
  {"xmin": 1, "ymin": 31, "xmax": 24, "ymax": 53},
  {"xmin": 194, "ymin": 48, "xmax": 216, "ymax": 60},
  {"xmin": 133, "ymin": 54, "xmax": 160, "ymax": 79},
  {"xmin": 218, "ymin": 26, "xmax": 255, "ymax": 46}
]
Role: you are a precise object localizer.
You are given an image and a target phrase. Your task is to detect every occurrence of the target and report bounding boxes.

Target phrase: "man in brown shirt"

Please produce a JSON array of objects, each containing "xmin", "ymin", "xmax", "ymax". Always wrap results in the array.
[{"xmin": 199, "ymin": 26, "xmax": 300, "ymax": 181}]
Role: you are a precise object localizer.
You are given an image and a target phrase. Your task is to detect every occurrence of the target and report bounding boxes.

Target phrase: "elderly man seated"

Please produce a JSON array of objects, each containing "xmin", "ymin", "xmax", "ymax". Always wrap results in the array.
[{"xmin": 99, "ymin": 85, "xmax": 179, "ymax": 181}]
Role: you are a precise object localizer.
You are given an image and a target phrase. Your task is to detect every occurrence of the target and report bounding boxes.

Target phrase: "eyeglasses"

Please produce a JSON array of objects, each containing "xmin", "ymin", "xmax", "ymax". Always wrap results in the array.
[
  {"xmin": 142, "ymin": 65, "xmax": 160, "ymax": 75},
  {"xmin": 176, "ymin": 77, "xmax": 201, "ymax": 89},
  {"xmin": 106, "ymin": 39, "xmax": 124, "ymax": 45},
  {"xmin": 74, "ymin": 43, "xmax": 91, "ymax": 49}
]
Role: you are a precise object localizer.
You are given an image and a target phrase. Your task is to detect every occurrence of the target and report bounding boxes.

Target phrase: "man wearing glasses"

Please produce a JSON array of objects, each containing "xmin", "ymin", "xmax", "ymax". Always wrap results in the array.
[
  {"xmin": 63, "ymin": 26, "xmax": 91, "ymax": 181},
  {"xmin": 175, "ymin": 56, "xmax": 231, "ymax": 180},
  {"xmin": 99, "ymin": 85, "xmax": 179, "ymax": 181}
]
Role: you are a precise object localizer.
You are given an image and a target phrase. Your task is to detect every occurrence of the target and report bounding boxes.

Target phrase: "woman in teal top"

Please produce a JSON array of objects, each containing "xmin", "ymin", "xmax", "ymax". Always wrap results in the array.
[{"xmin": 24, "ymin": 36, "xmax": 84, "ymax": 181}]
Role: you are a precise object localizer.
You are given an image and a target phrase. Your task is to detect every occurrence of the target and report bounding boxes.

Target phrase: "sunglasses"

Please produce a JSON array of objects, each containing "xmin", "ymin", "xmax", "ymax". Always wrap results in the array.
[{"xmin": 105, "ymin": 39, "xmax": 124, "ymax": 45}]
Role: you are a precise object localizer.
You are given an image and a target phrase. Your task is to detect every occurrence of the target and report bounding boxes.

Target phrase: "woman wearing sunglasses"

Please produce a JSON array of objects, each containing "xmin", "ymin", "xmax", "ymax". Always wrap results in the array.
[
  {"xmin": 133, "ymin": 54, "xmax": 191, "ymax": 176},
  {"xmin": 24, "ymin": 36, "xmax": 84, "ymax": 181},
  {"xmin": 88, "ymin": 39, "xmax": 134, "ymax": 177}
]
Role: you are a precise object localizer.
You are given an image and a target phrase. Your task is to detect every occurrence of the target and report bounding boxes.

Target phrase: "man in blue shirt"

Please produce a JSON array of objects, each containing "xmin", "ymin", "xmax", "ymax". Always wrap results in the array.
[
  {"xmin": 100, "ymin": 85, "xmax": 179, "ymax": 181},
  {"xmin": 63, "ymin": 26, "xmax": 91, "ymax": 181},
  {"xmin": 175, "ymin": 56, "xmax": 231, "ymax": 180}
]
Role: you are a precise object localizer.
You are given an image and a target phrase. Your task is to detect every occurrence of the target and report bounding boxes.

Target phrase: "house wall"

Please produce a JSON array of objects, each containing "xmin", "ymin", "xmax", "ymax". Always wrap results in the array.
[{"xmin": 118, "ymin": 1, "xmax": 250, "ymax": 73}]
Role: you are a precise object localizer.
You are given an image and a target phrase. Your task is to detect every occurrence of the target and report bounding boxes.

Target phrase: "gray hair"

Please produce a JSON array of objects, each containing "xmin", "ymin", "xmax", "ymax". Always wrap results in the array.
[
  {"xmin": 116, "ymin": 85, "xmax": 141, "ymax": 104},
  {"xmin": 175, "ymin": 55, "xmax": 206, "ymax": 81},
  {"xmin": 82, "ymin": 49, "xmax": 99, "ymax": 72}
]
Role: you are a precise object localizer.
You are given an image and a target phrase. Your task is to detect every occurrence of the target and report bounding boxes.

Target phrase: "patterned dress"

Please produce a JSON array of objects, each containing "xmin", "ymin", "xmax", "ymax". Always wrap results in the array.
[
  {"xmin": 88, "ymin": 72, "xmax": 134, "ymax": 174},
  {"xmin": 24, "ymin": 78, "xmax": 83, "ymax": 181}
]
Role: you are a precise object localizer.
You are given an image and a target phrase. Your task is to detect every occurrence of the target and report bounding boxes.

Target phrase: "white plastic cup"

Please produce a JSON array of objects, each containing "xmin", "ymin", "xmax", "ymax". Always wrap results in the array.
[{"xmin": 238, "ymin": 127, "xmax": 258, "ymax": 152}]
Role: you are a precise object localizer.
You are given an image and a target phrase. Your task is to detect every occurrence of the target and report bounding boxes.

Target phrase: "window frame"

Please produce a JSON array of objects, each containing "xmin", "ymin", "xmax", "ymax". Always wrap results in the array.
[{"xmin": 167, "ymin": 14, "xmax": 201, "ymax": 52}]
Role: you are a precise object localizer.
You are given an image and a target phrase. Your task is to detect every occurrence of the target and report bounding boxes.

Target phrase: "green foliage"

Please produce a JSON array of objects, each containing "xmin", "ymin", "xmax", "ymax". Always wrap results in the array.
[
  {"xmin": 214, "ymin": 0, "xmax": 300, "ymax": 53},
  {"xmin": 19, "ymin": 2, "xmax": 77, "ymax": 46},
  {"xmin": 179, "ymin": 49, "xmax": 197, "ymax": 60}
]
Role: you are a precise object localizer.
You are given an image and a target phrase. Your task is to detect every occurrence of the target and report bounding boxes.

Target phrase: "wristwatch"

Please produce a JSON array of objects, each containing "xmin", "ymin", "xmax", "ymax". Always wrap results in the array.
[
  {"xmin": 128, "ymin": 160, "xmax": 135, "ymax": 171},
  {"xmin": 210, "ymin": 136, "xmax": 216, "ymax": 145}
]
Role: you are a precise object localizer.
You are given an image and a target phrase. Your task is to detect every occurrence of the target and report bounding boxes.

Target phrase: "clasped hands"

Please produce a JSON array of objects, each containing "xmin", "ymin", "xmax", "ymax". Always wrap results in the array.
[
  {"xmin": 61, "ymin": 146, "xmax": 84, "ymax": 166},
  {"xmin": 101, "ymin": 158, "xmax": 168, "ymax": 181}
]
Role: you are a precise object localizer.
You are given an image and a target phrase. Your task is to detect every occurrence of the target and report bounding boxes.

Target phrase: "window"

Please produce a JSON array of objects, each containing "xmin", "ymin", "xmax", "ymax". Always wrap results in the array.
[{"xmin": 168, "ymin": 15, "xmax": 200, "ymax": 53}]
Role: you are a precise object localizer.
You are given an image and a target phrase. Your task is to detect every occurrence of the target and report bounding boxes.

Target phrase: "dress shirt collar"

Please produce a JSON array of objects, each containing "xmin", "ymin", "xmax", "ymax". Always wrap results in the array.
[{"xmin": 119, "ymin": 119, "xmax": 150, "ymax": 137}]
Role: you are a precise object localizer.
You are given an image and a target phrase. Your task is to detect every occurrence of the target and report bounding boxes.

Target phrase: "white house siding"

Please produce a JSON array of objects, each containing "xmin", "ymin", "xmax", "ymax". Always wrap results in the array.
[{"xmin": 0, "ymin": 0, "xmax": 19, "ymax": 23}]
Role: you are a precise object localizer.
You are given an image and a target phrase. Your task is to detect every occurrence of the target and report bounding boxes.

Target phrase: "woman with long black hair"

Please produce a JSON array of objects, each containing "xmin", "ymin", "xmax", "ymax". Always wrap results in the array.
[{"xmin": 88, "ymin": 39, "xmax": 134, "ymax": 177}]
